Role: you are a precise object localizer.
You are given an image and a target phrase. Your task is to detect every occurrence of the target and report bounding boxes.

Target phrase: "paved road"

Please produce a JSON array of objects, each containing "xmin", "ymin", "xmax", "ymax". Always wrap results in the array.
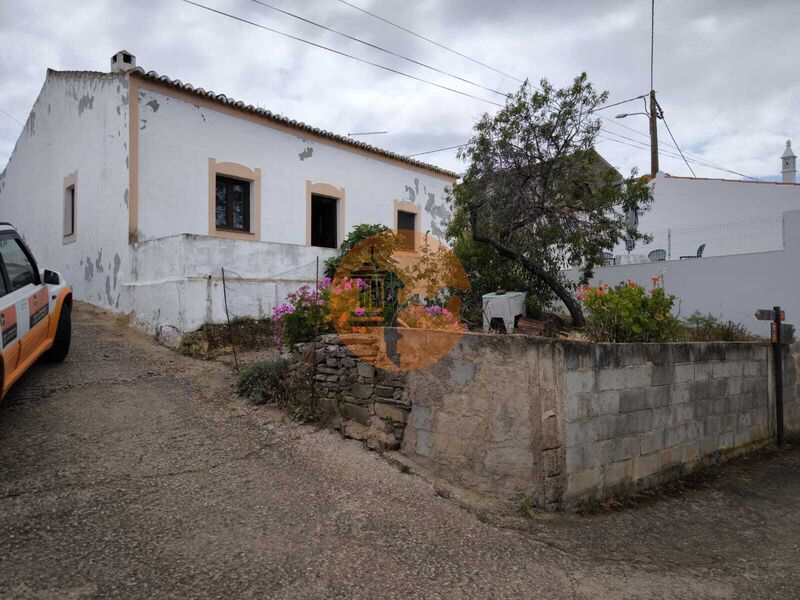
[{"xmin": 1, "ymin": 303, "xmax": 799, "ymax": 599}]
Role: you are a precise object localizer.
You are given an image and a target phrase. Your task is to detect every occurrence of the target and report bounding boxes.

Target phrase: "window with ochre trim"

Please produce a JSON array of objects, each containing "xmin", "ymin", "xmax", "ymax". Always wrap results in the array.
[
  {"xmin": 397, "ymin": 210, "xmax": 416, "ymax": 251},
  {"xmin": 63, "ymin": 184, "xmax": 76, "ymax": 242},
  {"xmin": 311, "ymin": 194, "xmax": 338, "ymax": 248},
  {"xmin": 215, "ymin": 175, "xmax": 250, "ymax": 232}
]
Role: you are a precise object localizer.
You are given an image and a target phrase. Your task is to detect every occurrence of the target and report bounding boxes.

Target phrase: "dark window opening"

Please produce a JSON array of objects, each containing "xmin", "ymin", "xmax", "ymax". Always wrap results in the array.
[
  {"xmin": 311, "ymin": 194, "xmax": 338, "ymax": 248},
  {"xmin": 64, "ymin": 185, "xmax": 75, "ymax": 237},
  {"xmin": 397, "ymin": 210, "xmax": 416, "ymax": 251},
  {"xmin": 215, "ymin": 175, "xmax": 250, "ymax": 232},
  {"xmin": 123, "ymin": 54, "xmax": 132, "ymax": 64}
]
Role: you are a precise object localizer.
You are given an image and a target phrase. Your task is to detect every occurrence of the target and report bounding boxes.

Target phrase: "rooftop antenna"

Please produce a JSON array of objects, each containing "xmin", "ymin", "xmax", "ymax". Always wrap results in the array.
[{"xmin": 347, "ymin": 131, "xmax": 388, "ymax": 137}]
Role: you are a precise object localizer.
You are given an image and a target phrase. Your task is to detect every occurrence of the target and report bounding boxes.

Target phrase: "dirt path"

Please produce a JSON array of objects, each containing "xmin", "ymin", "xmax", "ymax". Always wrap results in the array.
[{"xmin": 0, "ymin": 302, "xmax": 798, "ymax": 599}]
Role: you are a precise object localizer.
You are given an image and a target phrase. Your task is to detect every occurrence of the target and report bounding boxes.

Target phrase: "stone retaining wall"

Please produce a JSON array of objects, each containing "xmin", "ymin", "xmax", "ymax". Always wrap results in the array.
[
  {"xmin": 291, "ymin": 330, "xmax": 800, "ymax": 510},
  {"xmin": 292, "ymin": 334, "xmax": 410, "ymax": 451}
]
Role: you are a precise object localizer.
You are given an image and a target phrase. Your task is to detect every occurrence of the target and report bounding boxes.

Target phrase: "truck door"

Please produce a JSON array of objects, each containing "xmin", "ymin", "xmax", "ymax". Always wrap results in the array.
[
  {"xmin": 0, "ymin": 269, "xmax": 19, "ymax": 377},
  {"xmin": 0, "ymin": 236, "xmax": 49, "ymax": 367}
]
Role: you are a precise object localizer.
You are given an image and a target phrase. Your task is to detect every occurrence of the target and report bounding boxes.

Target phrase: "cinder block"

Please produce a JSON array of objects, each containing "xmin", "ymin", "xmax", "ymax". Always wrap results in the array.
[
  {"xmin": 686, "ymin": 419, "xmax": 705, "ymax": 440},
  {"xmin": 567, "ymin": 467, "xmax": 601, "ymax": 496},
  {"xmin": 640, "ymin": 429, "xmax": 665, "ymax": 454},
  {"xmin": 565, "ymin": 392, "xmax": 590, "ymax": 422},
  {"xmin": 727, "ymin": 378, "xmax": 743, "ymax": 395},
  {"xmin": 674, "ymin": 363, "xmax": 695, "ymax": 383},
  {"xmin": 680, "ymin": 440, "xmax": 700, "ymax": 463},
  {"xmin": 648, "ymin": 386, "xmax": 671, "ymax": 408},
  {"xmin": 619, "ymin": 388, "xmax": 649, "ymax": 413},
  {"xmin": 722, "ymin": 414, "xmax": 738, "ymax": 433},
  {"xmin": 738, "ymin": 411, "xmax": 753, "ymax": 429},
  {"xmin": 590, "ymin": 390, "xmax": 619, "ymax": 417},
  {"xmin": 651, "ymin": 363, "xmax": 675, "ymax": 386},
  {"xmin": 699, "ymin": 435, "xmax": 720, "ymax": 455},
  {"xmin": 651, "ymin": 406, "xmax": 671, "ymax": 429},
  {"xmin": 566, "ymin": 419, "xmax": 597, "ymax": 447},
  {"xmin": 670, "ymin": 403, "xmax": 694, "ymax": 425},
  {"xmin": 719, "ymin": 432, "xmax": 735, "ymax": 449},
  {"xmin": 566, "ymin": 370, "xmax": 595, "ymax": 394},
  {"xmin": 664, "ymin": 423, "xmax": 687, "ymax": 447},
  {"xmin": 704, "ymin": 415, "xmax": 721, "ymax": 435},
  {"xmin": 625, "ymin": 365, "xmax": 652, "ymax": 389},
  {"xmin": 743, "ymin": 361, "xmax": 761, "ymax": 377},
  {"xmin": 597, "ymin": 368, "xmax": 627, "ymax": 391},
  {"xmin": 614, "ymin": 435, "xmax": 641, "ymax": 461},
  {"xmin": 694, "ymin": 362, "xmax": 713, "ymax": 380},
  {"xmin": 632, "ymin": 452, "xmax": 662, "ymax": 480},
  {"xmin": 596, "ymin": 414, "xmax": 627, "ymax": 440},
  {"xmin": 603, "ymin": 459, "xmax": 633, "ymax": 488},
  {"xmin": 582, "ymin": 439, "xmax": 615, "ymax": 468},
  {"xmin": 734, "ymin": 428, "xmax": 755, "ymax": 447},
  {"xmin": 627, "ymin": 410, "xmax": 653, "ymax": 434},
  {"xmin": 670, "ymin": 383, "xmax": 692, "ymax": 405}
]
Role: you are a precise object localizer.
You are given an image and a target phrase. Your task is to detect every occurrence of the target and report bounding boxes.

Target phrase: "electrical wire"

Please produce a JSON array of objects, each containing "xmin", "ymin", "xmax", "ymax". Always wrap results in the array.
[
  {"xmin": 659, "ymin": 110, "xmax": 696, "ymax": 177},
  {"xmin": 0, "ymin": 108, "xmax": 23, "ymax": 126},
  {"xmin": 338, "ymin": 0, "xmax": 525, "ymax": 84},
  {"xmin": 247, "ymin": 0, "xmax": 510, "ymax": 98},
  {"xmin": 408, "ymin": 143, "xmax": 467, "ymax": 157},
  {"xmin": 182, "ymin": 0, "xmax": 505, "ymax": 108},
  {"xmin": 590, "ymin": 93, "xmax": 648, "ymax": 113}
]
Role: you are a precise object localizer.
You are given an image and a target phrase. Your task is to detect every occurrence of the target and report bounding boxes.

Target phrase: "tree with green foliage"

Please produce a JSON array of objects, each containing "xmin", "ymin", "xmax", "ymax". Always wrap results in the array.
[{"xmin": 448, "ymin": 74, "xmax": 653, "ymax": 326}]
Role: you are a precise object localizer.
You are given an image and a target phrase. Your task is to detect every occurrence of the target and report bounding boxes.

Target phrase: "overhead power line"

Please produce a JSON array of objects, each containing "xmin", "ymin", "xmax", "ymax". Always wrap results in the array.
[
  {"xmin": 591, "ymin": 93, "xmax": 648, "ymax": 113},
  {"xmin": 408, "ymin": 143, "xmax": 467, "ymax": 157},
  {"xmin": 247, "ymin": 0, "xmax": 509, "ymax": 98},
  {"xmin": 182, "ymin": 0, "xmax": 504, "ymax": 108},
  {"xmin": 0, "ymin": 108, "xmax": 23, "ymax": 126},
  {"xmin": 659, "ymin": 111, "xmax": 696, "ymax": 177},
  {"xmin": 338, "ymin": 0, "xmax": 525, "ymax": 84}
]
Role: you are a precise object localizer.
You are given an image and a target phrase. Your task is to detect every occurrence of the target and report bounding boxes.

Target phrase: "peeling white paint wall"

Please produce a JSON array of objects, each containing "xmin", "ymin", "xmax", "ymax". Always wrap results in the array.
[
  {"xmin": 0, "ymin": 71, "xmax": 455, "ymax": 334},
  {"xmin": 136, "ymin": 87, "xmax": 454, "ymax": 243},
  {"xmin": 124, "ymin": 234, "xmax": 337, "ymax": 332},
  {"xmin": 0, "ymin": 71, "xmax": 131, "ymax": 311}
]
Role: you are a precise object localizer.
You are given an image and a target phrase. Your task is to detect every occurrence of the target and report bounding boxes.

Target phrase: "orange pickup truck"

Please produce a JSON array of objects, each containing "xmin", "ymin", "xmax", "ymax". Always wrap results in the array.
[{"xmin": 0, "ymin": 223, "xmax": 71, "ymax": 399}]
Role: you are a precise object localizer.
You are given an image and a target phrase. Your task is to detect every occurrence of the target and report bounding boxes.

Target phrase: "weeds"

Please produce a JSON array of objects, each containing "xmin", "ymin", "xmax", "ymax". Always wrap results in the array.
[{"xmin": 235, "ymin": 358, "xmax": 289, "ymax": 405}]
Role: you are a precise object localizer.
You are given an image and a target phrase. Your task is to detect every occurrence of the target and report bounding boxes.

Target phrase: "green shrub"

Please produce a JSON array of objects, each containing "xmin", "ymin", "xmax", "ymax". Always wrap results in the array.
[
  {"xmin": 235, "ymin": 357, "xmax": 289, "ymax": 405},
  {"xmin": 681, "ymin": 312, "xmax": 756, "ymax": 342},
  {"xmin": 581, "ymin": 278, "xmax": 681, "ymax": 343}
]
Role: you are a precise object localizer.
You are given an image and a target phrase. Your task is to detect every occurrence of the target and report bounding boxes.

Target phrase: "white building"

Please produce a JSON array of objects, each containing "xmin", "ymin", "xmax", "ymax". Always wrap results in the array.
[
  {"xmin": 621, "ymin": 143, "xmax": 800, "ymax": 260},
  {"xmin": 0, "ymin": 51, "xmax": 457, "ymax": 334}
]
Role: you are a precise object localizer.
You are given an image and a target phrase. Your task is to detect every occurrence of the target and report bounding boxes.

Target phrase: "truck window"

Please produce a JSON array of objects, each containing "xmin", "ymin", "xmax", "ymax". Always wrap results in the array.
[{"xmin": 0, "ymin": 239, "xmax": 37, "ymax": 292}]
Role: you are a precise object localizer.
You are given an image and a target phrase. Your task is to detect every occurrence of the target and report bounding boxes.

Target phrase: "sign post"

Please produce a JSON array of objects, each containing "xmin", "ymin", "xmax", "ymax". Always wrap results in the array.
[
  {"xmin": 773, "ymin": 306, "xmax": 784, "ymax": 448},
  {"xmin": 756, "ymin": 306, "xmax": 788, "ymax": 448}
]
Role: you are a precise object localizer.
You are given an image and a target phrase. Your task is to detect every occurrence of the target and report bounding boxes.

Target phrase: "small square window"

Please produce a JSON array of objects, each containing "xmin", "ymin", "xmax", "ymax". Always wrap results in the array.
[
  {"xmin": 311, "ymin": 194, "xmax": 338, "ymax": 248},
  {"xmin": 64, "ymin": 185, "xmax": 75, "ymax": 239},
  {"xmin": 397, "ymin": 210, "xmax": 416, "ymax": 251},
  {"xmin": 215, "ymin": 175, "xmax": 250, "ymax": 232}
]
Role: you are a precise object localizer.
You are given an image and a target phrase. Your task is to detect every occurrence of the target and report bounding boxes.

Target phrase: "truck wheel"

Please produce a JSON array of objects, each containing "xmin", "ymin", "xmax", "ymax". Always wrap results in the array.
[{"xmin": 46, "ymin": 301, "xmax": 71, "ymax": 361}]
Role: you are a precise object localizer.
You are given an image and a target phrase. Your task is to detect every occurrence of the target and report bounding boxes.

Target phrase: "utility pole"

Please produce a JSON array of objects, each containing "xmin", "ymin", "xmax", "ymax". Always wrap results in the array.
[{"xmin": 649, "ymin": 89, "xmax": 659, "ymax": 177}]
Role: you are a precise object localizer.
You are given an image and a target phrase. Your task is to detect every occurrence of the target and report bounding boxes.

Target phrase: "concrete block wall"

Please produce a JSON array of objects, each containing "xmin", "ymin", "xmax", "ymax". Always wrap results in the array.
[
  {"xmin": 563, "ymin": 342, "xmax": 776, "ymax": 504},
  {"xmin": 293, "ymin": 332, "xmax": 800, "ymax": 510}
]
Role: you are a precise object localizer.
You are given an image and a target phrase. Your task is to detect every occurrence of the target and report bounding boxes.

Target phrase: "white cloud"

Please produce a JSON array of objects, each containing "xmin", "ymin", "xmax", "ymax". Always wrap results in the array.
[{"xmin": 0, "ymin": 0, "xmax": 798, "ymax": 180}]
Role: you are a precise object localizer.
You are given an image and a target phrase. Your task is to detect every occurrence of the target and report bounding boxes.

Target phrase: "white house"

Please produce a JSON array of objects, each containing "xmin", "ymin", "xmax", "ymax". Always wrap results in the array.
[{"xmin": 0, "ymin": 51, "xmax": 457, "ymax": 334}]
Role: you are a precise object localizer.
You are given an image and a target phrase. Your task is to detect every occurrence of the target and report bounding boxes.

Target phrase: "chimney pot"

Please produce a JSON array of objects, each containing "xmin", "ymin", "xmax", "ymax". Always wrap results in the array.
[{"xmin": 110, "ymin": 50, "xmax": 136, "ymax": 73}]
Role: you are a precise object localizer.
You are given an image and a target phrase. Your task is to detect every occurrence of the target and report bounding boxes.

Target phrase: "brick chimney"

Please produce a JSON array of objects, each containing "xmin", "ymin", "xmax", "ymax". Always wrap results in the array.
[
  {"xmin": 781, "ymin": 140, "xmax": 796, "ymax": 183},
  {"xmin": 110, "ymin": 50, "xmax": 136, "ymax": 73}
]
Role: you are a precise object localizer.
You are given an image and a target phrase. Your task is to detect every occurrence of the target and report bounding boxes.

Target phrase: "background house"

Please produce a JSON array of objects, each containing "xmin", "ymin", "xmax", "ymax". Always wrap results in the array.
[
  {"xmin": 566, "ymin": 145, "xmax": 800, "ymax": 332},
  {"xmin": 0, "ymin": 51, "xmax": 457, "ymax": 334}
]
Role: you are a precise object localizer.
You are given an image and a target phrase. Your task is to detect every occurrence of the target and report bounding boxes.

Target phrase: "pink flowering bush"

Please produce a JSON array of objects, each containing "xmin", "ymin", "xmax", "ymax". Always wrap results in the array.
[
  {"xmin": 273, "ymin": 276, "xmax": 368, "ymax": 347},
  {"xmin": 396, "ymin": 303, "xmax": 465, "ymax": 332}
]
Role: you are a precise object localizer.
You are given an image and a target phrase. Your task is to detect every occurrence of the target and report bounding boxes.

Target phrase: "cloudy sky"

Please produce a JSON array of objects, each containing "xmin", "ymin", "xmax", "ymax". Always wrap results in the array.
[{"xmin": 1, "ymin": 0, "xmax": 798, "ymax": 180}]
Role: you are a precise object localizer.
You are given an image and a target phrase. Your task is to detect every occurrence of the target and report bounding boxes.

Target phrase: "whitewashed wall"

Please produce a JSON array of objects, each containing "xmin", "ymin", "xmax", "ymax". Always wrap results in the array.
[
  {"xmin": 0, "ymin": 71, "xmax": 131, "ymax": 309},
  {"xmin": 638, "ymin": 173, "xmax": 800, "ymax": 235},
  {"xmin": 124, "ymin": 234, "xmax": 337, "ymax": 332},
  {"xmin": 566, "ymin": 209, "xmax": 800, "ymax": 335},
  {"xmin": 135, "ymin": 86, "xmax": 455, "ymax": 245}
]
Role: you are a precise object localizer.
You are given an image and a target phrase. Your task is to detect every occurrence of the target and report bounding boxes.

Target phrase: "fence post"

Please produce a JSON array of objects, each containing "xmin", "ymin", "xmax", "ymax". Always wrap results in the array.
[
  {"xmin": 773, "ymin": 306, "xmax": 784, "ymax": 448},
  {"xmin": 667, "ymin": 228, "xmax": 672, "ymax": 260},
  {"xmin": 221, "ymin": 267, "xmax": 240, "ymax": 374}
]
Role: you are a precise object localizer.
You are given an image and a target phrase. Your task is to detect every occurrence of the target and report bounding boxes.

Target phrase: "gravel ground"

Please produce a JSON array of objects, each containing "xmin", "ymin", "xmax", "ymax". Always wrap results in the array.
[{"xmin": 0, "ymin": 302, "xmax": 798, "ymax": 599}]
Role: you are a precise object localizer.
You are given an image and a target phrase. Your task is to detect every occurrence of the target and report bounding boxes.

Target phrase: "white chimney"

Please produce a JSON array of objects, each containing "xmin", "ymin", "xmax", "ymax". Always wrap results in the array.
[
  {"xmin": 110, "ymin": 50, "xmax": 136, "ymax": 73},
  {"xmin": 781, "ymin": 139, "xmax": 796, "ymax": 183}
]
